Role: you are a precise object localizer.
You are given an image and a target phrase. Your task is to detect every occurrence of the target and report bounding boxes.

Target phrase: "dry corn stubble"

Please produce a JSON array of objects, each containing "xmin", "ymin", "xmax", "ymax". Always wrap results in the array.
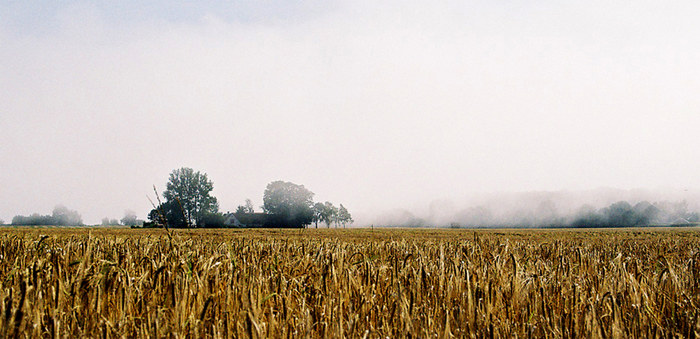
[{"xmin": 0, "ymin": 227, "xmax": 698, "ymax": 338}]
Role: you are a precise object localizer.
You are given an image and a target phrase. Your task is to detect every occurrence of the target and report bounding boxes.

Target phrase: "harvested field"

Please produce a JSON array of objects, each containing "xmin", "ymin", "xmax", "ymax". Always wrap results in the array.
[{"xmin": 0, "ymin": 227, "xmax": 698, "ymax": 337}]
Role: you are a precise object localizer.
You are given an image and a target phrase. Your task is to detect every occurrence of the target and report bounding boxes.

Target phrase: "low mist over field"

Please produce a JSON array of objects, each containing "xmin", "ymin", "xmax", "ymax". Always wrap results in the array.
[
  {"xmin": 2, "ymin": 2, "xmax": 700, "ymax": 225},
  {"xmin": 364, "ymin": 188, "xmax": 700, "ymax": 227}
]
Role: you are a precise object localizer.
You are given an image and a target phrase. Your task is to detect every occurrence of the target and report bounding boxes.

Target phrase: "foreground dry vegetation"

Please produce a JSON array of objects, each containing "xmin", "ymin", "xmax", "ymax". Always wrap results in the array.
[{"xmin": 0, "ymin": 227, "xmax": 698, "ymax": 338}]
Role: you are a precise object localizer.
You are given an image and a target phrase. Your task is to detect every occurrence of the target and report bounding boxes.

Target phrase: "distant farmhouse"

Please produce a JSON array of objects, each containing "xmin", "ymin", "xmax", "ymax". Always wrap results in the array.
[{"xmin": 223, "ymin": 212, "xmax": 285, "ymax": 228}]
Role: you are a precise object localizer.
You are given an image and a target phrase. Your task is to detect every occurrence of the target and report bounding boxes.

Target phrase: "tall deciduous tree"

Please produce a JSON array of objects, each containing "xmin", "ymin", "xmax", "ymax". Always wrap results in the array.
[
  {"xmin": 263, "ymin": 181, "xmax": 314, "ymax": 228},
  {"xmin": 154, "ymin": 167, "xmax": 219, "ymax": 227},
  {"xmin": 322, "ymin": 201, "xmax": 338, "ymax": 228},
  {"xmin": 121, "ymin": 210, "xmax": 142, "ymax": 226},
  {"xmin": 312, "ymin": 202, "xmax": 325, "ymax": 229},
  {"xmin": 235, "ymin": 199, "xmax": 256, "ymax": 214},
  {"xmin": 51, "ymin": 205, "xmax": 83, "ymax": 226},
  {"xmin": 245, "ymin": 199, "xmax": 255, "ymax": 213},
  {"xmin": 337, "ymin": 204, "xmax": 353, "ymax": 228}
]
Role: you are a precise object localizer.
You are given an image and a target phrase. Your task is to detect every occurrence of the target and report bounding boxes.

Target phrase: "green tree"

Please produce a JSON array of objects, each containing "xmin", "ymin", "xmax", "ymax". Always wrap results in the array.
[
  {"xmin": 337, "ymin": 204, "xmax": 353, "ymax": 228},
  {"xmin": 150, "ymin": 167, "xmax": 219, "ymax": 227},
  {"xmin": 149, "ymin": 200, "xmax": 186, "ymax": 227},
  {"xmin": 236, "ymin": 199, "xmax": 255, "ymax": 214},
  {"xmin": 245, "ymin": 199, "xmax": 255, "ymax": 213},
  {"xmin": 263, "ymin": 181, "xmax": 314, "ymax": 228},
  {"xmin": 322, "ymin": 201, "xmax": 338, "ymax": 228},
  {"xmin": 121, "ymin": 210, "xmax": 142, "ymax": 226},
  {"xmin": 52, "ymin": 205, "xmax": 83, "ymax": 226},
  {"xmin": 312, "ymin": 202, "xmax": 325, "ymax": 229}
]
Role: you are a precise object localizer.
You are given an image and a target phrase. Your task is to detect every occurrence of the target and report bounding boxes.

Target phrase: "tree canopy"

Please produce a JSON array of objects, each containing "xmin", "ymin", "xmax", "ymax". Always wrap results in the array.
[
  {"xmin": 311, "ymin": 201, "xmax": 352, "ymax": 228},
  {"xmin": 337, "ymin": 204, "xmax": 353, "ymax": 228},
  {"xmin": 322, "ymin": 201, "xmax": 338, "ymax": 228},
  {"xmin": 149, "ymin": 167, "xmax": 219, "ymax": 227},
  {"xmin": 121, "ymin": 210, "xmax": 143, "ymax": 226},
  {"xmin": 235, "ymin": 198, "xmax": 255, "ymax": 214},
  {"xmin": 312, "ymin": 202, "xmax": 325, "ymax": 228},
  {"xmin": 263, "ymin": 181, "xmax": 314, "ymax": 228}
]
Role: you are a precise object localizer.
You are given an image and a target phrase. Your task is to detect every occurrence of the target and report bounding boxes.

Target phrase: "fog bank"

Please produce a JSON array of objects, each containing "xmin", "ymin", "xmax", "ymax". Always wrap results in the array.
[{"xmin": 361, "ymin": 188, "xmax": 700, "ymax": 227}]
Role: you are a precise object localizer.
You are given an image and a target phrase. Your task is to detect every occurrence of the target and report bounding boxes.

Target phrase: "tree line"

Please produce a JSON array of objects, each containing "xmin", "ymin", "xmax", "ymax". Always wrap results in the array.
[
  {"xmin": 10, "ymin": 206, "xmax": 145, "ymax": 226},
  {"xmin": 312, "ymin": 202, "xmax": 353, "ymax": 228},
  {"xmin": 11, "ymin": 205, "xmax": 83, "ymax": 226},
  {"xmin": 146, "ymin": 167, "xmax": 353, "ymax": 228},
  {"xmin": 445, "ymin": 199, "xmax": 699, "ymax": 228},
  {"xmin": 6, "ymin": 167, "xmax": 354, "ymax": 228},
  {"xmin": 101, "ymin": 211, "xmax": 145, "ymax": 226},
  {"xmin": 570, "ymin": 200, "xmax": 699, "ymax": 228}
]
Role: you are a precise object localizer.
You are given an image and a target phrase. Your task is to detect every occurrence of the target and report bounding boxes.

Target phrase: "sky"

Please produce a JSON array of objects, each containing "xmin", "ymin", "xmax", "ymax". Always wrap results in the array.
[{"xmin": 2, "ymin": 1, "xmax": 700, "ymax": 225}]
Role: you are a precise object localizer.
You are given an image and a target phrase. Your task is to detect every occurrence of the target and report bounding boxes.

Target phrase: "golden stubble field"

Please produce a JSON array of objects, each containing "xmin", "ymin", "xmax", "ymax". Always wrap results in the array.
[{"xmin": 0, "ymin": 227, "xmax": 698, "ymax": 338}]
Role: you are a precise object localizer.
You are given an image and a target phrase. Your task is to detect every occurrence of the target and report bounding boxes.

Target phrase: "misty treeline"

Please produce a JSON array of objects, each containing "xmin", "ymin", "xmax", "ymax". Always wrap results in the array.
[
  {"xmin": 382, "ymin": 199, "xmax": 699, "ymax": 228},
  {"xmin": 11, "ymin": 205, "xmax": 83, "ymax": 226},
  {"xmin": 569, "ymin": 201, "xmax": 698, "ymax": 227},
  {"xmin": 311, "ymin": 201, "xmax": 353, "ymax": 229},
  {"xmin": 11, "ymin": 206, "xmax": 144, "ymax": 226},
  {"xmin": 256, "ymin": 180, "xmax": 352, "ymax": 228},
  {"xmin": 101, "ymin": 210, "xmax": 144, "ymax": 226},
  {"xmin": 148, "ymin": 168, "xmax": 353, "ymax": 228}
]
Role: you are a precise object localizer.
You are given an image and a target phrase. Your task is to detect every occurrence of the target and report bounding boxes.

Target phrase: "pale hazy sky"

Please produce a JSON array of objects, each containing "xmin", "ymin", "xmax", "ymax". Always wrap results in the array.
[{"xmin": 2, "ymin": 1, "xmax": 700, "ymax": 225}]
